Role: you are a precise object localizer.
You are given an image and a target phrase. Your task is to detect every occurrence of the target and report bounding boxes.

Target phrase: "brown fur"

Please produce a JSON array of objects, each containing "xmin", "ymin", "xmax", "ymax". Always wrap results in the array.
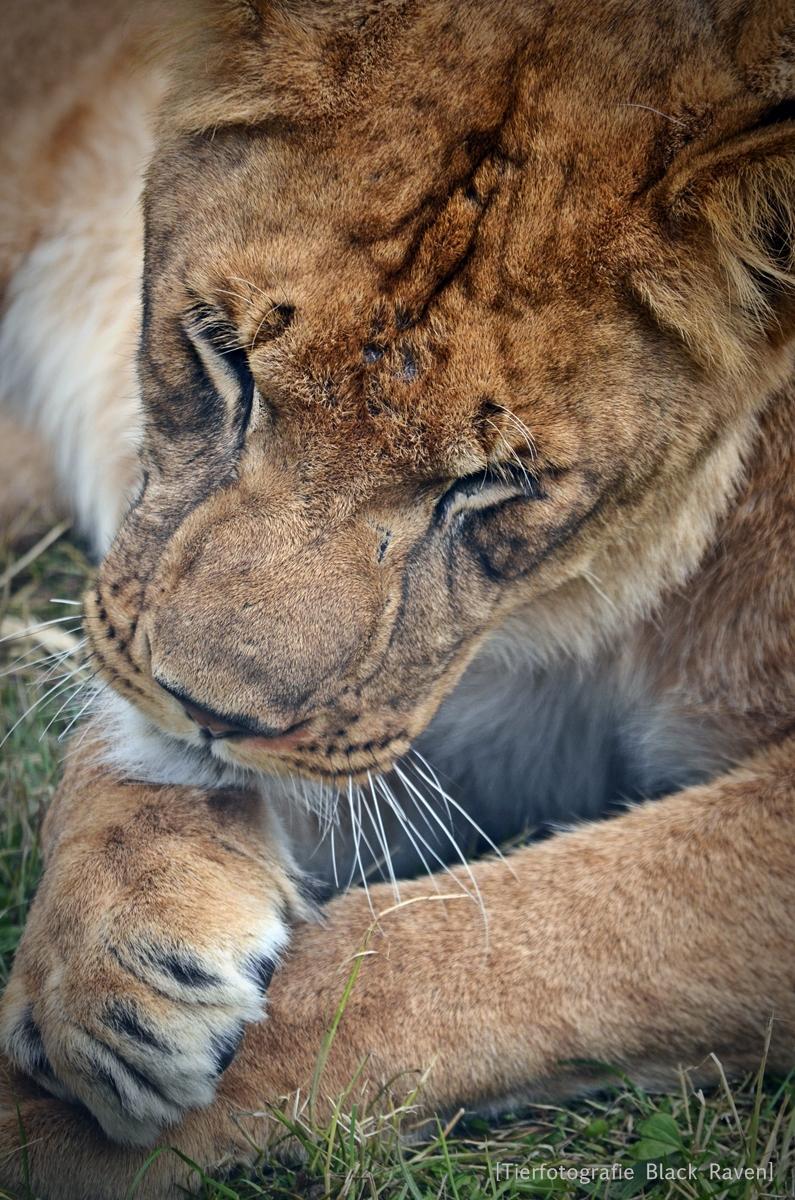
[
  {"xmin": 81, "ymin": 0, "xmax": 795, "ymax": 776},
  {"xmin": 1, "ymin": 0, "xmax": 795, "ymax": 1195}
]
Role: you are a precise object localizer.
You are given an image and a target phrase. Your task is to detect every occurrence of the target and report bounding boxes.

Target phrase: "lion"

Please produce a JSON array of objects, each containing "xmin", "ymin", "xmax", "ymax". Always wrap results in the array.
[{"xmin": 1, "ymin": 0, "xmax": 794, "ymax": 1195}]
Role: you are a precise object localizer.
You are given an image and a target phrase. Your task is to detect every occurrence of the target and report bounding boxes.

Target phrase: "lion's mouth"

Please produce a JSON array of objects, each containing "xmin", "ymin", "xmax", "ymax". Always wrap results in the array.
[
  {"xmin": 85, "ymin": 586, "xmax": 413, "ymax": 781},
  {"xmin": 157, "ymin": 679, "xmax": 314, "ymax": 752},
  {"xmin": 213, "ymin": 727, "xmax": 413, "ymax": 782}
]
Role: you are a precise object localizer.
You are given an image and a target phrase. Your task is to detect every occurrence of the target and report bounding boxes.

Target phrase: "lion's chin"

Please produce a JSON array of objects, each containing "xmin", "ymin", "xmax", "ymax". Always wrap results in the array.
[
  {"xmin": 94, "ymin": 689, "xmax": 253, "ymax": 789},
  {"xmin": 215, "ymin": 732, "xmax": 407, "ymax": 785}
]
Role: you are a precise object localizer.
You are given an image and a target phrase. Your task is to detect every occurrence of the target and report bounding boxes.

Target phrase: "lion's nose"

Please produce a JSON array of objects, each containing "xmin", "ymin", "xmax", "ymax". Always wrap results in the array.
[{"xmin": 156, "ymin": 680, "xmax": 309, "ymax": 746}]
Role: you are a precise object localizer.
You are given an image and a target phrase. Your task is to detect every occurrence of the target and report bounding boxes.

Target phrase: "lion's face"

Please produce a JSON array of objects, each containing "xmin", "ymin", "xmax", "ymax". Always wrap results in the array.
[{"xmin": 86, "ymin": 0, "xmax": 795, "ymax": 782}]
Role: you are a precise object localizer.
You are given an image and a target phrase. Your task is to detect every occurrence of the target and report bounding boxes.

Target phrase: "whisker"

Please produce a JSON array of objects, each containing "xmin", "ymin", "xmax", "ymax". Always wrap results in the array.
[
  {"xmin": 38, "ymin": 658, "xmax": 89, "ymax": 693},
  {"xmin": 353, "ymin": 783, "xmax": 390, "ymax": 885},
  {"xmin": 410, "ymin": 749, "xmax": 454, "ymax": 831},
  {"xmin": 59, "ymin": 684, "xmax": 102, "ymax": 742},
  {"xmin": 249, "ymin": 299, "xmax": 285, "ymax": 350},
  {"xmin": 227, "ymin": 274, "xmax": 270, "ymax": 299},
  {"xmin": 323, "ymin": 781, "xmax": 340, "ymax": 831},
  {"xmin": 374, "ymin": 775, "xmax": 442, "ymax": 892},
  {"xmin": 620, "ymin": 101, "xmax": 688, "ymax": 128},
  {"xmin": 214, "ymin": 286, "xmax": 259, "ymax": 310},
  {"xmin": 1, "ymin": 622, "xmax": 83, "ymax": 657},
  {"xmin": 494, "ymin": 405, "xmax": 538, "ymax": 460},
  {"xmin": 0, "ymin": 615, "xmax": 83, "ymax": 646},
  {"xmin": 60, "ymin": 687, "xmax": 107, "ymax": 759},
  {"xmin": 347, "ymin": 778, "xmax": 375, "ymax": 916},
  {"xmin": 393, "ymin": 763, "xmax": 488, "ymax": 932},
  {"xmin": 367, "ymin": 770, "xmax": 400, "ymax": 900},
  {"xmin": 329, "ymin": 820, "xmax": 340, "ymax": 890},
  {"xmin": 0, "ymin": 638, "xmax": 83, "ymax": 679},
  {"xmin": 409, "ymin": 752, "xmax": 512, "ymax": 870},
  {"xmin": 39, "ymin": 680, "xmax": 89, "ymax": 741},
  {"xmin": 484, "ymin": 418, "xmax": 535, "ymax": 494},
  {"xmin": 1, "ymin": 673, "xmax": 83, "ymax": 747},
  {"xmin": 38, "ymin": 641, "xmax": 88, "ymax": 686},
  {"xmin": 343, "ymin": 777, "xmax": 360, "ymax": 884}
]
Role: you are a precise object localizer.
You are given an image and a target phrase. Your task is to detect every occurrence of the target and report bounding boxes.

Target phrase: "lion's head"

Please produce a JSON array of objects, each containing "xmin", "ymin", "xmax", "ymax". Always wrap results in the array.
[{"xmin": 87, "ymin": 0, "xmax": 795, "ymax": 784}]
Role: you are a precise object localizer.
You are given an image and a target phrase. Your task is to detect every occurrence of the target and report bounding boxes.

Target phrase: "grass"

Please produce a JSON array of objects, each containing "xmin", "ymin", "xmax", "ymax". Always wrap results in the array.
[{"xmin": 1, "ymin": 528, "xmax": 795, "ymax": 1199}]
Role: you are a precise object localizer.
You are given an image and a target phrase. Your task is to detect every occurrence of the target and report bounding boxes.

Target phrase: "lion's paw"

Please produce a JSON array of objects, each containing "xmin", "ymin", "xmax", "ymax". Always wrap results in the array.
[{"xmin": 1, "ymin": 881, "xmax": 293, "ymax": 1146}]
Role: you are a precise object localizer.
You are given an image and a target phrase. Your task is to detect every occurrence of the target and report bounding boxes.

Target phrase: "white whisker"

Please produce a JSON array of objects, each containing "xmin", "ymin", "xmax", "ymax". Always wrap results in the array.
[
  {"xmin": 227, "ymin": 274, "xmax": 270, "ymax": 300},
  {"xmin": 38, "ymin": 640, "xmax": 88, "ymax": 686},
  {"xmin": 0, "ymin": 615, "xmax": 82, "ymax": 646},
  {"xmin": 0, "ymin": 637, "xmax": 83, "ymax": 678},
  {"xmin": 374, "ymin": 775, "xmax": 443, "ymax": 893},
  {"xmin": 58, "ymin": 685, "xmax": 101, "ymax": 742},
  {"xmin": 353, "ymin": 784, "xmax": 389, "ymax": 885},
  {"xmin": 495, "ymin": 404, "xmax": 538, "ymax": 460},
  {"xmin": 39, "ymin": 680, "xmax": 89, "ymax": 741},
  {"xmin": 410, "ymin": 749, "xmax": 454, "ymax": 831},
  {"xmin": 329, "ymin": 820, "xmax": 340, "ymax": 890},
  {"xmin": 1, "ymin": 672, "xmax": 82, "ymax": 747},
  {"xmin": 393, "ymin": 762, "xmax": 488, "ymax": 932},
  {"xmin": 60, "ymin": 690, "xmax": 107, "ymax": 758},
  {"xmin": 346, "ymin": 780, "xmax": 375, "ymax": 916},
  {"xmin": 410, "ymin": 751, "xmax": 512, "ymax": 870},
  {"xmin": 367, "ymin": 770, "xmax": 400, "ymax": 900}
]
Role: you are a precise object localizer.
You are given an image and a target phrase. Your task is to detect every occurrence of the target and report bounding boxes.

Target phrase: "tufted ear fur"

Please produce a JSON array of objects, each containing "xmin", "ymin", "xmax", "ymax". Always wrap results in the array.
[{"xmin": 635, "ymin": 5, "xmax": 795, "ymax": 376}]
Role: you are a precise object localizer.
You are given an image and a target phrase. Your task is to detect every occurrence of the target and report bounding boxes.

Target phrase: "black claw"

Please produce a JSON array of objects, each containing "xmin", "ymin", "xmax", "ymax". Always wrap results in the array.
[
  {"xmin": 210, "ymin": 1025, "xmax": 244, "ymax": 1076},
  {"xmin": 246, "ymin": 955, "xmax": 278, "ymax": 995}
]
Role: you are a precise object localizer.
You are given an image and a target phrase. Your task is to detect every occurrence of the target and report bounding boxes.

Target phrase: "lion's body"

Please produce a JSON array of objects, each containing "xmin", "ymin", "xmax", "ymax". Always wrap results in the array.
[
  {"xmin": 1, "ymin": 0, "xmax": 783, "ymax": 867},
  {"xmin": 1, "ymin": 2, "xmax": 795, "ymax": 1196},
  {"xmin": 0, "ymin": 0, "xmax": 160, "ymax": 550}
]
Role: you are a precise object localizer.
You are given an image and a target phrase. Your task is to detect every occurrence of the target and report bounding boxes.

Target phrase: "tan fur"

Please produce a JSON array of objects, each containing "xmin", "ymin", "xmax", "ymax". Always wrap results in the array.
[
  {"xmin": 1, "ymin": 0, "xmax": 795, "ymax": 1195},
  {"xmin": 0, "ymin": 416, "xmax": 61, "ymax": 546}
]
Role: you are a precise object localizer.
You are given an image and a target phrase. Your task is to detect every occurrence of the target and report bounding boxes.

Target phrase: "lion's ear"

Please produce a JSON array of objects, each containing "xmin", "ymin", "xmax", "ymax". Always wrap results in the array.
[
  {"xmin": 668, "ymin": 109, "xmax": 794, "ymax": 323},
  {"xmin": 636, "ymin": 106, "xmax": 795, "ymax": 375},
  {"xmin": 634, "ymin": 5, "xmax": 795, "ymax": 374}
]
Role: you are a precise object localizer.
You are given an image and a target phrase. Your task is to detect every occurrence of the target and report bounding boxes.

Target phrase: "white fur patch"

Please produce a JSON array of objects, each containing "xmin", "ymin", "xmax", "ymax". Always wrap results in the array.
[
  {"xmin": 97, "ymin": 689, "xmax": 250, "ymax": 790},
  {"xmin": 0, "ymin": 66, "xmax": 164, "ymax": 555}
]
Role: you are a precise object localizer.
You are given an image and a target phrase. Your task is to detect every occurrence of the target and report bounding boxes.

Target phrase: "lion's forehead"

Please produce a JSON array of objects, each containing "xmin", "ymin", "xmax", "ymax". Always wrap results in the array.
[
  {"xmin": 146, "ymin": 117, "xmax": 641, "ymax": 469},
  {"xmin": 140, "ymin": 0, "xmax": 748, "ymax": 478},
  {"xmin": 146, "ymin": 0, "xmax": 736, "ymax": 398}
]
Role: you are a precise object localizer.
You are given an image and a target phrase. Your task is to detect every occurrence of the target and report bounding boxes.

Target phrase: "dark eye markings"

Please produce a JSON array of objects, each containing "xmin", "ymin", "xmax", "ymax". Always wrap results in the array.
[
  {"xmin": 223, "ymin": 345, "xmax": 255, "ymax": 432},
  {"xmin": 184, "ymin": 304, "xmax": 255, "ymax": 431},
  {"xmin": 434, "ymin": 463, "xmax": 545, "ymax": 525}
]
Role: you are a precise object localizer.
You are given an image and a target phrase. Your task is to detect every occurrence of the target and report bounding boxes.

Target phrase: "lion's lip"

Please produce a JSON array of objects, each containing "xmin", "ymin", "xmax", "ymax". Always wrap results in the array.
[
  {"xmin": 216, "ymin": 726, "xmax": 311, "ymax": 752},
  {"xmin": 155, "ymin": 680, "xmax": 311, "ymax": 747}
]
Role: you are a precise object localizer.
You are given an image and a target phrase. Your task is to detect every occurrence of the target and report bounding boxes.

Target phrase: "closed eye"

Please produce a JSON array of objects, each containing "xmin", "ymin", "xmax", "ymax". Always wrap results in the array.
[
  {"xmin": 434, "ymin": 463, "xmax": 545, "ymax": 524},
  {"xmin": 184, "ymin": 306, "xmax": 256, "ymax": 431}
]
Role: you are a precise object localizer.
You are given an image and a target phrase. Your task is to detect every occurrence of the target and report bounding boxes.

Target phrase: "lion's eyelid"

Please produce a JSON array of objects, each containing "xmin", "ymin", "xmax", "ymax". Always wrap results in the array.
[
  {"xmin": 434, "ymin": 464, "xmax": 544, "ymax": 524},
  {"xmin": 184, "ymin": 315, "xmax": 255, "ymax": 428}
]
